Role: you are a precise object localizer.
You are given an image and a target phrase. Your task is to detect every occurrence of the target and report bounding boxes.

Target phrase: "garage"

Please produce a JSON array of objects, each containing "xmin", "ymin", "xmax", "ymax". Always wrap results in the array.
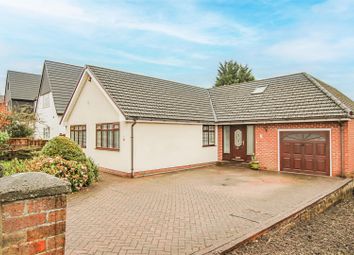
[{"xmin": 280, "ymin": 130, "xmax": 330, "ymax": 176}]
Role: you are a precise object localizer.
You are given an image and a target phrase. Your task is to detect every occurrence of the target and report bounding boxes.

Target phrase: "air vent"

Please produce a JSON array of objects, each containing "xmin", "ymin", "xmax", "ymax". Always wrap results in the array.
[{"xmin": 251, "ymin": 86, "xmax": 267, "ymax": 94}]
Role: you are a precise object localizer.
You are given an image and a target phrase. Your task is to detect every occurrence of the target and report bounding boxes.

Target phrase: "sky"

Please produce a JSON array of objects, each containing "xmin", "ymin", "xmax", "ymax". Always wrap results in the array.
[{"xmin": 0, "ymin": 0, "xmax": 353, "ymax": 99}]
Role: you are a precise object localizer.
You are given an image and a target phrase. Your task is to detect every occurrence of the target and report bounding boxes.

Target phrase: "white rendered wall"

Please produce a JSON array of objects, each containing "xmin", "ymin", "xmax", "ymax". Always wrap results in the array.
[
  {"xmin": 63, "ymin": 72, "xmax": 218, "ymax": 173},
  {"xmin": 133, "ymin": 122, "xmax": 218, "ymax": 171},
  {"xmin": 63, "ymin": 77, "xmax": 131, "ymax": 172},
  {"xmin": 35, "ymin": 93, "xmax": 65, "ymax": 139}
]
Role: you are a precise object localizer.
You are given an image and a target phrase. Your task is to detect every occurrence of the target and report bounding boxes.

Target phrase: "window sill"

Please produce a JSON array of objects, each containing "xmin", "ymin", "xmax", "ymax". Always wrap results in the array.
[
  {"xmin": 95, "ymin": 147, "xmax": 120, "ymax": 152},
  {"xmin": 203, "ymin": 145, "xmax": 216, "ymax": 147}
]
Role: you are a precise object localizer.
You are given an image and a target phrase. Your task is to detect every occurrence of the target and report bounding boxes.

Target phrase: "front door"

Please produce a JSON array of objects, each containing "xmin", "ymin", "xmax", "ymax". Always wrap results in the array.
[{"xmin": 231, "ymin": 126, "xmax": 247, "ymax": 161}]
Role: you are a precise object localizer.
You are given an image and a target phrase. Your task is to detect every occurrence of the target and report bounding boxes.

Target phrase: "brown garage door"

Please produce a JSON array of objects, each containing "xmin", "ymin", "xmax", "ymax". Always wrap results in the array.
[{"xmin": 280, "ymin": 131, "xmax": 330, "ymax": 176}]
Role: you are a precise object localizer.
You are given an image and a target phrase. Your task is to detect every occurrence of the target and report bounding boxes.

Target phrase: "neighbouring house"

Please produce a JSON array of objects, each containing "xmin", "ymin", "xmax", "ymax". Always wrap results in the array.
[
  {"xmin": 61, "ymin": 65, "xmax": 354, "ymax": 178},
  {"xmin": 4, "ymin": 71, "xmax": 41, "ymax": 112},
  {"xmin": 35, "ymin": 60, "xmax": 83, "ymax": 139}
]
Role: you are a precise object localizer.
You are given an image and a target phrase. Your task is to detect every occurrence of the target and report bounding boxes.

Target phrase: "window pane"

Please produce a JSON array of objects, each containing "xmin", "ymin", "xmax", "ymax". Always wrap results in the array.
[
  {"xmin": 108, "ymin": 130, "xmax": 113, "ymax": 148},
  {"xmin": 203, "ymin": 132, "xmax": 208, "ymax": 145},
  {"xmin": 209, "ymin": 125, "xmax": 215, "ymax": 131},
  {"xmin": 102, "ymin": 131, "xmax": 107, "ymax": 148},
  {"xmin": 114, "ymin": 130, "xmax": 119, "ymax": 149},
  {"xmin": 209, "ymin": 131, "xmax": 215, "ymax": 145},
  {"xmin": 79, "ymin": 130, "xmax": 83, "ymax": 146},
  {"xmin": 83, "ymin": 130, "xmax": 86, "ymax": 147},
  {"xmin": 97, "ymin": 131, "xmax": 101, "ymax": 147}
]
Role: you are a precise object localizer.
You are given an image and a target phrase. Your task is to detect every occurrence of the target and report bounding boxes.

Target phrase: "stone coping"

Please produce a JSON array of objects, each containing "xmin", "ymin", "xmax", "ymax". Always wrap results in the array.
[{"xmin": 0, "ymin": 172, "xmax": 71, "ymax": 203}]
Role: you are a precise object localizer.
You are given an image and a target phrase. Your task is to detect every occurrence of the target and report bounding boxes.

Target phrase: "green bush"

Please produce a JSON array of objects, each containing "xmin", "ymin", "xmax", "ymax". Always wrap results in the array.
[
  {"xmin": 41, "ymin": 136, "xmax": 86, "ymax": 162},
  {"xmin": 6, "ymin": 121, "xmax": 34, "ymax": 138},
  {"xmin": 2, "ymin": 136, "xmax": 100, "ymax": 191},
  {"xmin": 86, "ymin": 157, "xmax": 99, "ymax": 185},
  {"xmin": 1, "ymin": 158, "xmax": 26, "ymax": 176},
  {"xmin": 25, "ymin": 156, "xmax": 89, "ymax": 191},
  {"xmin": 0, "ymin": 131, "xmax": 9, "ymax": 146}
]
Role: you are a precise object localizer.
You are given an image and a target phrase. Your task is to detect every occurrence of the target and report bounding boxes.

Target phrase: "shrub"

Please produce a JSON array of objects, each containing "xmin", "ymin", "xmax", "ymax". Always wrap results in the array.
[
  {"xmin": 24, "ymin": 156, "xmax": 89, "ymax": 191},
  {"xmin": 86, "ymin": 157, "xmax": 99, "ymax": 185},
  {"xmin": 0, "ymin": 131, "xmax": 9, "ymax": 148},
  {"xmin": 2, "ymin": 155, "xmax": 99, "ymax": 191},
  {"xmin": 41, "ymin": 136, "xmax": 86, "ymax": 162},
  {"xmin": 6, "ymin": 121, "xmax": 34, "ymax": 138},
  {"xmin": 1, "ymin": 158, "xmax": 26, "ymax": 176}
]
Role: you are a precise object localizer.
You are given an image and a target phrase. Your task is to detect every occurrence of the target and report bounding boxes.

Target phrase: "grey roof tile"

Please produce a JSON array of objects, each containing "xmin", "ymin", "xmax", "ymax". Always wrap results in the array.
[
  {"xmin": 313, "ymin": 77, "xmax": 354, "ymax": 113},
  {"xmin": 74, "ymin": 66, "xmax": 353, "ymax": 123},
  {"xmin": 45, "ymin": 60, "xmax": 83, "ymax": 114},
  {"xmin": 87, "ymin": 65, "xmax": 215, "ymax": 122},
  {"xmin": 209, "ymin": 73, "xmax": 351, "ymax": 122},
  {"xmin": 7, "ymin": 71, "xmax": 41, "ymax": 101}
]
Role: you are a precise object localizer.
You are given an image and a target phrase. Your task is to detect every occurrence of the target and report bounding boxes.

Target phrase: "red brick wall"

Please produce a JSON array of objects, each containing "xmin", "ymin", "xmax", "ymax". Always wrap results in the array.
[
  {"xmin": 1, "ymin": 195, "xmax": 67, "ymax": 255},
  {"xmin": 254, "ymin": 122, "xmax": 351, "ymax": 177},
  {"xmin": 345, "ymin": 120, "xmax": 354, "ymax": 177},
  {"xmin": 217, "ymin": 126, "xmax": 223, "ymax": 161}
]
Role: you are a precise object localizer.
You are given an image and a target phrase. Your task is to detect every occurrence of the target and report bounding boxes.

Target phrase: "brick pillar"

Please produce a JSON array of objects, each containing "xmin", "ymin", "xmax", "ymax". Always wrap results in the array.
[
  {"xmin": 217, "ymin": 125, "xmax": 223, "ymax": 161},
  {"xmin": 0, "ymin": 172, "xmax": 71, "ymax": 255}
]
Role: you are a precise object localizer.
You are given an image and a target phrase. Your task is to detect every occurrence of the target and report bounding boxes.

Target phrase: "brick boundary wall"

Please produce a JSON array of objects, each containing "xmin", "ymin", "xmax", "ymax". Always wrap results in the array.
[{"xmin": 0, "ymin": 172, "xmax": 71, "ymax": 255}]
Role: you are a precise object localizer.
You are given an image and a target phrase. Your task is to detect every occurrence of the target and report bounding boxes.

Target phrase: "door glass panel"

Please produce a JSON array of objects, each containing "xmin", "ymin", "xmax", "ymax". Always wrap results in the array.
[
  {"xmin": 223, "ymin": 126, "xmax": 230, "ymax": 153},
  {"xmin": 283, "ymin": 132, "xmax": 326, "ymax": 142},
  {"xmin": 234, "ymin": 129, "xmax": 242, "ymax": 147},
  {"xmin": 246, "ymin": 125, "xmax": 254, "ymax": 155}
]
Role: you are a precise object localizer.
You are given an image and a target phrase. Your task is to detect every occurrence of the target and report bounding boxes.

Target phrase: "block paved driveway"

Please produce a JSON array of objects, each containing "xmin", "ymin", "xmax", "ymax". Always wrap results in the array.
[{"xmin": 65, "ymin": 166, "xmax": 342, "ymax": 255}]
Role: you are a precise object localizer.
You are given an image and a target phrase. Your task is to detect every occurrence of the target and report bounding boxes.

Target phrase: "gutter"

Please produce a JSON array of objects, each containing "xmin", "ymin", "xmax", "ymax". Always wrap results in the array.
[
  {"xmin": 217, "ymin": 118, "xmax": 350, "ymax": 126},
  {"xmin": 130, "ymin": 119, "xmax": 137, "ymax": 178}
]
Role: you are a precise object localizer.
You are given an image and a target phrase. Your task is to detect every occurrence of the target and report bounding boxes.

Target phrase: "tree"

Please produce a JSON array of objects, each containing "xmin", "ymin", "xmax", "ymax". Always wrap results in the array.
[
  {"xmin": 0, "ymin": 105, "xmax": 10, "ymax": 131},
  {"xmin": 4, "ymin": 105, "xmax": 36, "ymax": 138},
  {"xmin": 215, "ymin": 60, "xmax": 255, "ymax": 87}
]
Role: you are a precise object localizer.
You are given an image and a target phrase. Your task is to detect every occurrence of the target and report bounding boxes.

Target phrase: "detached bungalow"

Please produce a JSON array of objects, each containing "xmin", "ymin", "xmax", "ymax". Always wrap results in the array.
[
  {"xmin": 4, "ymin": 71, "xmax": 41, "ymax": 112},
  {"xmin": 61, "ymin": 65, "xmax": 354, "ymax": 177},
  {"xmin": 35, "ymin": 60, "xmax": 83, "ymax": 139}
]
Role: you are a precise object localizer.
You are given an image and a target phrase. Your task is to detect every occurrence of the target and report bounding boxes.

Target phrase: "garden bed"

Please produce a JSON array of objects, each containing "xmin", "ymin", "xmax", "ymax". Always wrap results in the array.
[{"xmin": 228, "ymin": 196, "xmax": 354, "ymax": 255}]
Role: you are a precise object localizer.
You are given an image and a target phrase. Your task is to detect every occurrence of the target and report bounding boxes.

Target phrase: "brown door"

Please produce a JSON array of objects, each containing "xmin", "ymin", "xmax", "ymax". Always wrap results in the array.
[
  {"xmin": 280, "ymin": 131, "xmax": 330, "ymax": 176},
  {"xmin": 231, "ymin": 126, "xmax": 247, "ymax": 161}
]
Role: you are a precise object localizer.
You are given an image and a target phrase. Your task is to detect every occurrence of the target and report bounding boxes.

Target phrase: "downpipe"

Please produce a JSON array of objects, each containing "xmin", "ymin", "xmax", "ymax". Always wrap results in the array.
[
  {"xmin": 339, "ymin": 121, "xmax": 344, "ymax": 178},
  {"xmin": 131, "ymin": 119, "xmax": 137, "ymax": 178}
]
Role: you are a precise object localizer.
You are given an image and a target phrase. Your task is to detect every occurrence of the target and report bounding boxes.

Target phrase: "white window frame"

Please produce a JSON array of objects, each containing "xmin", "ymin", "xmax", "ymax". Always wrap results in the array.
[{"xmin": 277, "ymin": 128, "xmax": 332, "ymax": 176}]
